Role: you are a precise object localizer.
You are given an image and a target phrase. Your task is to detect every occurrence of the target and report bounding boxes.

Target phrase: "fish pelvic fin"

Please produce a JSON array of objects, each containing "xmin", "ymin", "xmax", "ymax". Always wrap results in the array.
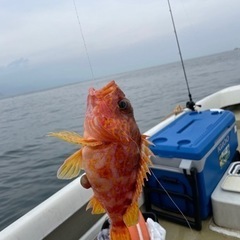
[
  {"xmin": 123, "ymin": 202, "xmax": 139, "ymax": 227},
  {"xmin": 86, "ymin": 196, "xmax": 106, "ymax": 214},
  {"xmin": 48, "ymin": 131, "xmax": 103, "ymax": 147},
  {"xmin": 110, "ymin": 225, "xmax": 131, "ymax": 240},
  {"xmin": 132, "ymin": 135, "xmax": 153, "ymax": 203},
  {"xmin": 57, "ymin": 149, "xmax": 83, "ymax": 179}
]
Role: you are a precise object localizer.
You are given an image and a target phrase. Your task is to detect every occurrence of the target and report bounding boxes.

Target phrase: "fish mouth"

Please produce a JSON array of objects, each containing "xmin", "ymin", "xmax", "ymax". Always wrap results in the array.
[{"xmin": 89, "ymin": 80, "xmax": 117, "ymax": 98}]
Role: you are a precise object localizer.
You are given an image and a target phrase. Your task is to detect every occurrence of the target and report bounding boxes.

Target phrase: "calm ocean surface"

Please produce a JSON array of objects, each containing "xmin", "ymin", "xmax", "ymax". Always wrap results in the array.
[{"xmin": 0, "ymin": 50, "xmax": 239, "ymax": 230}]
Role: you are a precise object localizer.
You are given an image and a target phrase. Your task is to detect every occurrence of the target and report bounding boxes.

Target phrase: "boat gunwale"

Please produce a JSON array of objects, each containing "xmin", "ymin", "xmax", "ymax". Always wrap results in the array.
[{"xmin": 1, "ymin": 84, "xmax": 240, "ymax": 240}]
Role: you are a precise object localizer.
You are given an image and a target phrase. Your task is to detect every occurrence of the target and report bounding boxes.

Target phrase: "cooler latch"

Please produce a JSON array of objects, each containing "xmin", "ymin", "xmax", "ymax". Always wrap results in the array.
[{"xmin": 179, "ymin": 159, "xmax": 193, "ymax": 175}]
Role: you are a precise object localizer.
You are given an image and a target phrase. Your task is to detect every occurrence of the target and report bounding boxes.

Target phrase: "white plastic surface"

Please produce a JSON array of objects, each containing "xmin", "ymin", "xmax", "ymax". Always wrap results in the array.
[
  {"xmin": 211, "ymin": 162, "xmax": 240, "ymax": 230},
  {"xmin": 221, "ymin": 175, "xmax": 240, "ymax": 193},
  {"xmin": 197, "ymin": 85, "xmax": 240, "ymax": 110},
  {"xmin": 228, "ymin": 161, "xmax": 240, "ymax": 175}
]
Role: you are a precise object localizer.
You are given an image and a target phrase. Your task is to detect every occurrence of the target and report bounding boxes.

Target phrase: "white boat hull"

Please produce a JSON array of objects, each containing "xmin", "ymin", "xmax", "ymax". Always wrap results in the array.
[{"xmin": 1, "ymin": 85, "xmax": 239, "ymax": 240}]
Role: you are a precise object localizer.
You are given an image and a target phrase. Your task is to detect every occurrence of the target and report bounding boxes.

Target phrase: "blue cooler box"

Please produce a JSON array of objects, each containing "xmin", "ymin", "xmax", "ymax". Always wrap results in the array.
[{"xmin": 147, "ymin": 110, "xmax": 238, "ymax": 219}]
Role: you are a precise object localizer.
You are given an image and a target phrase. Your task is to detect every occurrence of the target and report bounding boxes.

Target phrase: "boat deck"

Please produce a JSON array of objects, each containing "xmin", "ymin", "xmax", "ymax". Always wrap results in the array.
[{"xmin": 157, "ymin": 217, "xmax": 239, "ymax": 240}]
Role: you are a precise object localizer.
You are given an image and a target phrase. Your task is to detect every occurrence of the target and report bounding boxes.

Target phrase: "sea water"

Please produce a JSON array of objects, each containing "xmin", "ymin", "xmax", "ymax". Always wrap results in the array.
[{"xmin": 0, "ymin": 50, "xmax": 239, "ymax": 230}]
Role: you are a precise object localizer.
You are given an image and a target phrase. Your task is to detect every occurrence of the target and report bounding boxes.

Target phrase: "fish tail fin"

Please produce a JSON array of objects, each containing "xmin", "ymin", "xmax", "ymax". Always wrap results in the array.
[{"xmin": 110, "ymin": 225, "xmax": 131, "ymax": 240}]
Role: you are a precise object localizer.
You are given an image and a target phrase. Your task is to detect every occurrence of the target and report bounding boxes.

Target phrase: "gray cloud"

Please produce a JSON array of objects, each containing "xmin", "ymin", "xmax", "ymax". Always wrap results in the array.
[
  {"xmin": 7, "ymin": 58, "xmax": 29, "ymax": 69},
  {"xmin": 0, "ymin": 0, "xmax": 240, "ymax": 97}
]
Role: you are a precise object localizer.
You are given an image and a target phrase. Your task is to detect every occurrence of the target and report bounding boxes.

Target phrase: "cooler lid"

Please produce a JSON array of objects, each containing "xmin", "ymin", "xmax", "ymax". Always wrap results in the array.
[
  {"xmin": 221, "ymin": 175, "xmax": 240, "ymax": 193},
  {"xmin": 149, "ymin": 110, "xmax": 235, "ymax": 160}
]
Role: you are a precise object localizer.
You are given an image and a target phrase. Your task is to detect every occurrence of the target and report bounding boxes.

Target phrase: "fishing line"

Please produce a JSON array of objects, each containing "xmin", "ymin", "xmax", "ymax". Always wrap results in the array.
[
  {"xmin": 166, "ymin": 0, "xmax": 195, "ymax": 111},
  {"xmin": 72, "ymin": 0, "xmax": 95, "ymax": 81},
  {"xmin": 149, "ymin": 168, "xmax": 198, "ymax": 240}
]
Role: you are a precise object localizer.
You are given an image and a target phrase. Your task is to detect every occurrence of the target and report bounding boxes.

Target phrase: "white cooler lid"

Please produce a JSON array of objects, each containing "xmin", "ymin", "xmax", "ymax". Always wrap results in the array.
[{"xmin": 221, "ymin": 175, "xmax": 240, "ymax": 193}]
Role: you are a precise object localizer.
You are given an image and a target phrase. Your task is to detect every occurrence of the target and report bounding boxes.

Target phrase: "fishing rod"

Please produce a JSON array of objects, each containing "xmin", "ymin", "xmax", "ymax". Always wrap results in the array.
[
  {"xmin": 73, "ymin": 0, "xmax": 95, "ymax": 81},
  {"xmin": 166, "ymin": 0, "xmax": 196, "ymax": 111}
]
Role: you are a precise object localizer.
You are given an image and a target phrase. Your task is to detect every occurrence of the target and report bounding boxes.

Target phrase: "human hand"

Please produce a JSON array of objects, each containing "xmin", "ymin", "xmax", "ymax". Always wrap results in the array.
[{"xmin": 80, "ymin": 173, "xmax": 92, "ymax": 189}]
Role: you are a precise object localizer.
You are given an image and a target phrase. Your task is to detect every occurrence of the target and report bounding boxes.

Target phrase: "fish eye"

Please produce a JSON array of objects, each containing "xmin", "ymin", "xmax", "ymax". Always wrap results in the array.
[{"xmin": 118, "ymin": 99, "xmax": 128, "ymax": 110}]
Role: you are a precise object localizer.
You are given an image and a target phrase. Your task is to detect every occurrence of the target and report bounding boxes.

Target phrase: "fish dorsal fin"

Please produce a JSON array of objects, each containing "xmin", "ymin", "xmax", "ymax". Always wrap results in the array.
[
  {"xmin": 57, "ymin": 149, "xmax": 83, "ymax": 179},
  {"xmin": 132, "ymin": 135, "xmax": 153, "ymax": 203},
  {"xmin": 86, "ymin": 196, "xmax": 106, "ymax": 214},
  {"xmin": 49, "ymin": 131, "xmax": 102, "ymax": 146},
  {"xmin": 123, "ymin": 202, "xmax": 139, "ymax": 227}
]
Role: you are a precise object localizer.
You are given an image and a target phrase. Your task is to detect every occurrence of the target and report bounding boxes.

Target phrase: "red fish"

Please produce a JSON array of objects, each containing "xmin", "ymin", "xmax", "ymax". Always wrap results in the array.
[{"xmin": 49, "ymin": 81, "xmax": 152, "ymax": 240}]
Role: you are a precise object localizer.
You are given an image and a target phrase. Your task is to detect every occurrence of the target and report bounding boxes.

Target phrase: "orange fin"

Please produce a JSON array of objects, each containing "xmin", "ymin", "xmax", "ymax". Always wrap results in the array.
[
  {"xmin": 123, "ymin": 202, "xmax": 139, "ymax": 227},
  {"xmin": 48, "ymin": 131, "xmax": 102, "ymax": 146},
  {"xmin": 110, "ymin": 226, "xmax": 131, "ymax": 240},
  {"xmin": 57, "ymin": 149, "xmax": 83, "ymax": 179},
  {"xmin": 86, "ymin": 196, "xmax": 106, "ymax": 214},
  {"xmin": 128, "ymin": 211, "xmax": 151, "ymax": 240},
  {"xmin": 132, "ymin": 135, "xmax": 153, "ymax": 203}
]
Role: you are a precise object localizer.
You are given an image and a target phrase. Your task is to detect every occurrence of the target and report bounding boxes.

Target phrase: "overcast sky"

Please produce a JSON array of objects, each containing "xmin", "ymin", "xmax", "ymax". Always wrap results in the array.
[{"xmin": 0, "ymin": 0, "xmax": 239, "ymax": 97}]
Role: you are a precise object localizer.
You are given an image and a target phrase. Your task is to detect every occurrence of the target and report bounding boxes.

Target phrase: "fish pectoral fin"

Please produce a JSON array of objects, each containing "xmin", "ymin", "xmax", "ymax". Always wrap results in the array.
[
  {"xmin": 57, "ymin": 149, "xmax": 83, "ymax": 179},
  {"xmin": 86, "ymin": 196, "xmax": 106, "ymax": 214},
  {"xmin": 123, "ymin": 202, "xmax": 139, "ymax": 227},
  {"xmin": 48, "ymin": 131, "xmax": 102, "ymax": 146}
]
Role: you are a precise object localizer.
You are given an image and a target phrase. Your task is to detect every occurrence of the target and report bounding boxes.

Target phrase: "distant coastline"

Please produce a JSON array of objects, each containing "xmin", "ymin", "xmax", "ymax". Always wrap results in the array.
[{"xmin": 0, "ymin": 49, "xmax": 237, "ymax": 101}]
